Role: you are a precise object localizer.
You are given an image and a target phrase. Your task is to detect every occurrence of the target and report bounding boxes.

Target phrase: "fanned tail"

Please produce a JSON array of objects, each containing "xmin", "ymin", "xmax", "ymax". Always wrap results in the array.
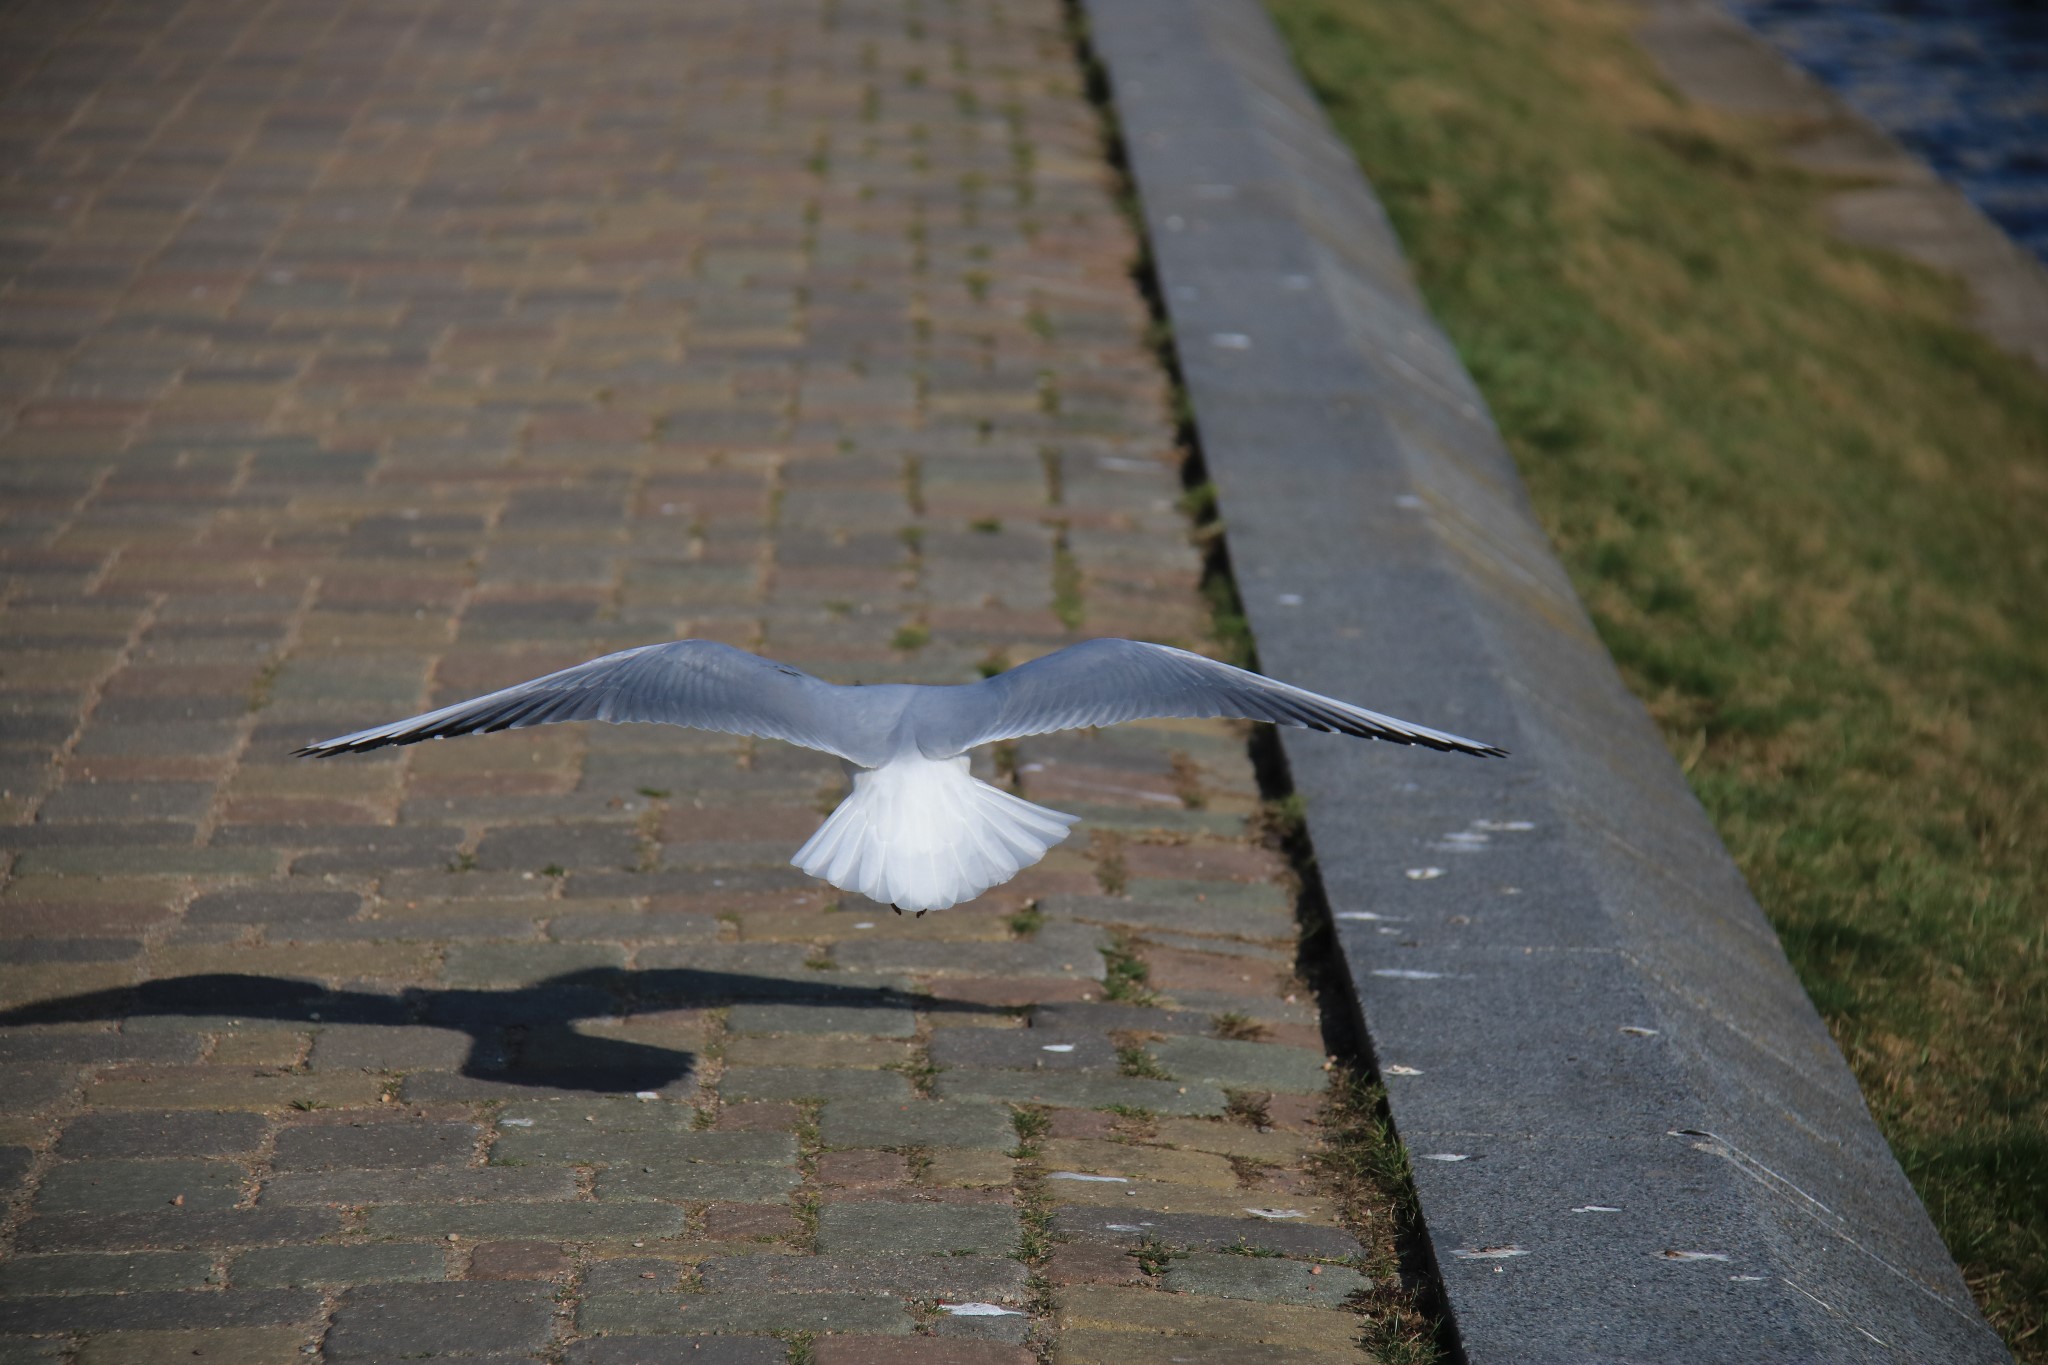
[{"xmin": 791, "ymin": 754, "xmax": 1077, "ymax": 912}]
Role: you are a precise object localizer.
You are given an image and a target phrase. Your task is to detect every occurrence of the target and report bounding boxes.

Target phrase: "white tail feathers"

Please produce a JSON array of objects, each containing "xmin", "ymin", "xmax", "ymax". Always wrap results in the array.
[{"xmin": 791, "ymin": 754, "xmax": 1078, "ymax": 912}]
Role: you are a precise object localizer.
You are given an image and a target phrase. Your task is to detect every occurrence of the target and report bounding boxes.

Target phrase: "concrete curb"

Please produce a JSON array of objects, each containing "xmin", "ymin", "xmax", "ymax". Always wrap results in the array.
[{"xmin": 1079, "ymin": 1, "xmax": 2010, "ymax": 1360}]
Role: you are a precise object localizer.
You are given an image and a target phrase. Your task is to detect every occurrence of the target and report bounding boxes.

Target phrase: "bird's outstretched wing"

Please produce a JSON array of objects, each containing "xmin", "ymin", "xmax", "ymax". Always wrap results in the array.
[
  {"xmin": 930, "ymin": 638, "xmax": 1505, "ymax": 756},
  {"xmin": 295, "ymin": 640, "xmax": 860, "ymax": 761}
]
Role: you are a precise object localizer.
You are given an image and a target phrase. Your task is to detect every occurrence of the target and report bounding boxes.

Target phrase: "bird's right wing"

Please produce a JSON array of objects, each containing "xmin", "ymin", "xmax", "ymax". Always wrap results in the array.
[
  {"xmin": 930, "ymin": 637, "xmax": 1505, "ymax": 756},
  {"xmin": 295, "ymin": 640, "xmax": 861, "ymax": 761}
]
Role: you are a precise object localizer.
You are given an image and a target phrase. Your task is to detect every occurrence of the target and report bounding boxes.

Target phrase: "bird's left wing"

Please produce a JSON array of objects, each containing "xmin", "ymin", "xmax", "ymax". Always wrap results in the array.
[
  {"xmin": 925, "ymin": 637, "xmax": 1505, "ymax": 757},
  {"xmin": 295, "ymin": 640, "xmax": 862, "ymax": 761}
]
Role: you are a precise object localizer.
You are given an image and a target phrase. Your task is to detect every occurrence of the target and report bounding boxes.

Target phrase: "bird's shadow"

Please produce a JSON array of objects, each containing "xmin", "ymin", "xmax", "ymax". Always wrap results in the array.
[{"xmin": 0, "ymin": 968, "xmax": 1001, "ymax": 1096}]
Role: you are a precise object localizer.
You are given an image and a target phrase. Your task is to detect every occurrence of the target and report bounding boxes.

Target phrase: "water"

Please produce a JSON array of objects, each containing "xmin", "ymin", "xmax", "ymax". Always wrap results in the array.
[{"xmin": 1728, "ymin": 0, "xmax": 2048, "ymax": 263}]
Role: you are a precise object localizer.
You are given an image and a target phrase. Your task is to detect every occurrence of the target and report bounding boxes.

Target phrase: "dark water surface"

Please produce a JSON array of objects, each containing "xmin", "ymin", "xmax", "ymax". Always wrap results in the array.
[{"xmin": 1729, "ymin": 0, "xmax": 2048, "ymax": 262}]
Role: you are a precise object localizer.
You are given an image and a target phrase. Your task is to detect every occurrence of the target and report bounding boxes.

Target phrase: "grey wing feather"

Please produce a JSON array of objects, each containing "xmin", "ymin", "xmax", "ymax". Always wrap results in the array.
[
  {"xmin": 294, "ymin": 640, "xmax": 858, "ymax": 760},
  {"xmin": 936, "ymin": 638, "xmax": 1506, "ymax": 756}
]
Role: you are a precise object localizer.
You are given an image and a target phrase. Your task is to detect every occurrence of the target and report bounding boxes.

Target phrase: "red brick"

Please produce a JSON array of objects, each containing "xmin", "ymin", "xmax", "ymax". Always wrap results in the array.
[
  {"xmin": 468, "ymin": 1241, "xmax": 570, "ymax": 1281},
  {"xmin": 715, "ymin": 1102, "xmax": 801, "ymax": 1133},
  {"xmin": 815, "ymin": 1341, "xmax": 1034, "ymax": 1365},
  {"xmin": 1045, "ymin": 1241, "xmax": 1146, "ymax": 1287},
  {"xmin": 941, "ymin": 976, "xmax": 1098, "ymax": 1007},
  {"xmin": 1144, "ymin": 946, "xmax": 1292, "ymax": 997},
  {"xmin": 818, "ymin": 1150, "xmax": 911, "ymax": 1189},
  {"xmin": 1118, "ymin": 841, "xmax": 1287, "ymax": 883},
  {"xmin": 699, "ymin": 1203, "xmax": 801, "ymax": 1240}
]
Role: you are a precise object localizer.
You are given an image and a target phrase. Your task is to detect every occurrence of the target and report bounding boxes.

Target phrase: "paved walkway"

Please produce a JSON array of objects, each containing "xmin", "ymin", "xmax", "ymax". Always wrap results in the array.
[{"xmin": 0, "ymin": 2, "xmax": 1374, "ymax": 1362}]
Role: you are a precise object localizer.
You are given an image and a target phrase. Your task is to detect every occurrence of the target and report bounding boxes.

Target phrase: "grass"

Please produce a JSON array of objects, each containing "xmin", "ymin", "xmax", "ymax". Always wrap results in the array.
[
  {"xmin": 1266, "ymin": 0, "xmax": 2048, "ymax": 1351},
  {"xmin": 1098, "ymin": 934, "xmax": 1154, "ymax": 1005},
  {"xmin": 1315, "ymin": 1072, "xmax": 1441, "ymax": 1364}
]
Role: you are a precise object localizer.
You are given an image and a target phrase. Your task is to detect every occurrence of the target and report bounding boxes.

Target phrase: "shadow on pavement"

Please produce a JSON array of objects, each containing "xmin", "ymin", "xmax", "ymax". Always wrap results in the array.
[{"xmin": 0, "ymin": 968, "xmax": 996, "ymax": 1096}]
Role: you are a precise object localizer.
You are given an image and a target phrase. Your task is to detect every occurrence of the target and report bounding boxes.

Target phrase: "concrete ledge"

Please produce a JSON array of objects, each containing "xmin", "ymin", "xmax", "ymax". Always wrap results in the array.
[{"xmin": 1079, "ymin": 0, "xmax": 2010, "ymax": 1360}]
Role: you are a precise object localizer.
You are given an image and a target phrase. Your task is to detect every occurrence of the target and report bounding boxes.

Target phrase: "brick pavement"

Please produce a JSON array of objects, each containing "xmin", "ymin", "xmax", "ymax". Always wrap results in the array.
[{"xmin": 0, "ymin": 1, "xmax": 1379, "ymax": 1361}]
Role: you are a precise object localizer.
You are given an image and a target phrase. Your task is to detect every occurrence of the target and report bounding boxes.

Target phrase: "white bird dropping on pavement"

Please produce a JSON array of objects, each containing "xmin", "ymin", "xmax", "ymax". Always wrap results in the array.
[{"xmin": 298, "ymin": 637, "xmax": 1505, "ymax": 913}]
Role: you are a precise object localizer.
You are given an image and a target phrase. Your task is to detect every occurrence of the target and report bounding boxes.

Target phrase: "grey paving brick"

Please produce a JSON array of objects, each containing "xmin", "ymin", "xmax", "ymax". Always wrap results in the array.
[
  {"xmin": 325, "ymin": 1281, "xmax": 556, "ymax": 1360},
  {"xmin": 0, "ymin": 1252, "xmax": 215, "ymax": 1298},
  {"xmin": 697, "ymin": 1253, "xmax": 1030, "ymax": 1301},
  {"xmin": 0, "ymin": 1029, "xmax": 199, "ymax": 1065},
  {"xmin": 597, "ymin": 1161, "xmax": 800, "ymax": 1203},
  {"xmin": 3, "ymin": 823, "xmax": 200, "ymax": 850},
  {"xmin": 632, "ymin": 943, "xmax": 829, "ymax": 981},
  {"xmin": 67, "ymin": 729, "xmax": 247, "ymax": 767},
  {"xmin": 260, "ymin": 1167, "xmax": 576, "ymax": 1206},
  {"xmin": 819, "ymin": 1099, "xmax": 1017, "ymax": 1151},
  {"xmin": 309, "ymin": 1024, "xmax": 472, "ymax": 1072},
  {"xmin": 0, "ymin": 1336, "xmax": 64, "ymax": 1365},
  {"xmin": 14, "ymin": 848, "xmax": 277, "ymax": 878},
  {"xmin": 724, "ymin": 1003, "xmax": 918, "ymax": 1037},
  {"xmin": 832, "ymin": 925, "xmax": 1106, "ymax": 980},
  {"xmin": 33, "ymin": 1160, "xmax": 247, "ymax": 1216},
  {"xmin": 231, "ymin": 1243, "xmax": 446, "ymax": 1288},
  {"xmin": 38, "ymin": 783, "xmax": 218, "ymax": 823},
  {"xmin": 441, "ymin": 942, "xmax": 628, "ymax": 987},
  {"xmin": 575, "ymin": 1258, "xmax": 685, "ymax": 1295},
  {"xmin": 1122, "ymin": 880, "xmax": 1293, "ymax": 915},
  {"xmin": 927, "ymin": 1029, "xmax": 1119, "ymax": 1073},
  {"xmin": 548, "ymin": 909, "xmax": 720, "ymax": 942},
  {"xmin": 0, "ymin": 1149, "xmax": 28, "ymax": 1197},
  {"xmin": 289, "ymin": 827, "xmax": 468, "ymax": 875},
  {"xmin": 472, "ymin": 826, "xmax": 641, "ymax": 874},
  {"xmin": 183, "ymin": 889, "xmax": 362, "ymax": 928},
  {"xmin": 580, "ymin": 1289, "xmax": 914, "ymax": 1336},
  {"xmin": 272, "ymin": 1121, "xmax": 478, "ymax": 1170},
  {"xmin": 1148, "ymin": 1038, "xmax": 1328, "ymax": 1095},
  {"xmin": 419, "ymin": 983, "xmax": 616, "ymax": 1028},
  {"xmin": 719, "ymin": 1067, "xmax": 914, "ymax": 1104},
  {"xmin": 365, "ymin": 1202, "xmax": 686, "ymax": 1241},
  {"xmin": 1135, "ymin": 932, "xmax": 1294, "ymax": 963},
  {"xmin": 490, "ymin": 1110, "xmax": 782, "ymax": 1166},
  {"xmin": 1161, "ymin": 1252, "xmax": 1368, "ymax": 1307},
  {"xmin": 404, "ymin": 1071, "xmax": 694, "ymax": 1105},
  {"xmin": 1052, "ymin": 806, "xmax": 1245, "ymax": 838},
  {"xmin": 1030, "ymin": 1003, "xmax": 1216, "ymax": 1037},
  {"xmin": 0, "ymin": 1288, "xmax": 321, "ymax": 1333},
  {"xmin": 816, "ymin": 1202, "xmax": 1021, "ymax": 1257},
  {"xmin": 1041, "ymin": 894, "xmax": 1296, "ymax": 942},
  {"xmin": 0, "ymin": 933, "xmax": 148, "ymax": 966},
  {"xmin": 932, "ymin": 1311, "xmax": 1034, "ymax": 1345},
  {"xmin": 13, "ymin": 1208, "xmax": 342, "ymax": 1253},
  {"xmin": 0, "ymin": 1067, "xmax": 78, "ymax": 1112},
  {"xmin": 1050, "ymin": 1207, "xmax": 1363, "ymax": 1261},
  {"xmin": 1142, "ymin": 990, "xmax": 1318, "ymax": 1027},
  {"xmin": 934, "ymin": 1071, "xmax": 1227, "ymax": 1117}
]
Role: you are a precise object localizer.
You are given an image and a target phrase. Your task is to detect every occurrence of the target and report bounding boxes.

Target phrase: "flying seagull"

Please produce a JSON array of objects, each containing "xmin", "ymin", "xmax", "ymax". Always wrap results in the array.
[{"xmin": 297, "ymin": 638, "xmax": 1504, "ymax": 913}]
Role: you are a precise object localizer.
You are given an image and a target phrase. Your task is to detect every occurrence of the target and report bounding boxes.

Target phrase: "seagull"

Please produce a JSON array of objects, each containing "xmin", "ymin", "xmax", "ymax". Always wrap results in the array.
[{"xmin": 297, "ymin": 638, "xmax": 1504, "ymax": 914}]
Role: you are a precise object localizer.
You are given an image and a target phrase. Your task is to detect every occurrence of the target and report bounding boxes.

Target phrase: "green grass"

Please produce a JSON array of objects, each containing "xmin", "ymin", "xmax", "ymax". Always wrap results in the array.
[
  {"xmin": 1266, "ymin": 0, "xmax": 2048, "ymax": 1352},
  {"xmin": 1099, "ymin": 933, "xmax": 1155, "ymax": 1005}
]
